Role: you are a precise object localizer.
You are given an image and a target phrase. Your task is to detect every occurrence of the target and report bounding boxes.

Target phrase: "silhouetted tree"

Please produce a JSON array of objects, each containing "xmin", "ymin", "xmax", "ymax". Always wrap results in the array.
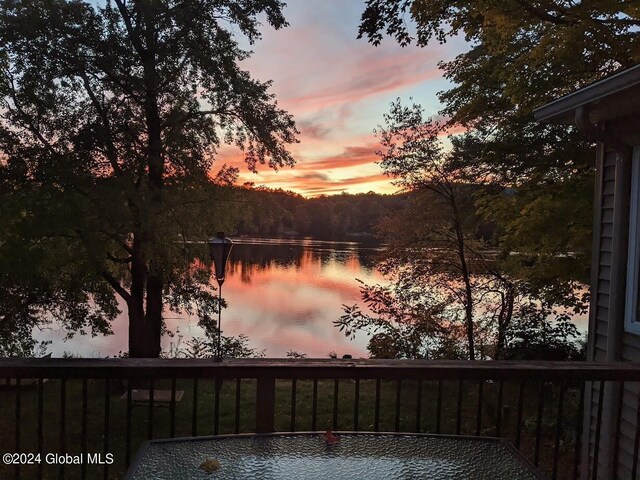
[
  {"xmin": 337, "ymin": 100, "xmax": 584, "ymax": 360},
  {"xmin": 356, "ymin": 0, "xmax": 640, "ymax": 300},
  {"xmin": 231, "ymin": 187, "xmax": 405, "ymax": 239},
  {"xmin": 0, "ymin": 0, "xmax": 298, "ymax": 357}
]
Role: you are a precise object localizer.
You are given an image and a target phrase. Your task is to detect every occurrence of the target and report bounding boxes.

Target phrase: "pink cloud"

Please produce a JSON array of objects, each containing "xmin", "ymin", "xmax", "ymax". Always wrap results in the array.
[
  {"xmin": 241, "ymin": 172, "xmax": 391, "ymax": 197},
  {"xmin": 205, "ymin": 1, "xmax": 468, "ymax": 197},
  {"xmin": 281, "ymin": 54, "xmax": 442, "ymax": 114},
  {"xmin": 295, "ymin": 144, "xmax": 380, "ymax": 171},
  {"xmin": 212, "ymin": 139, "xmax": 389, "ymax": 196}
]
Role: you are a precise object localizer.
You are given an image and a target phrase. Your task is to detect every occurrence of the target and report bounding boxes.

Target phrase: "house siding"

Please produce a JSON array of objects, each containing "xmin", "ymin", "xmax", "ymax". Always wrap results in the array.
[
  {"xmin": 592, "ymin": 148, "xmax": 616, "ymax": 363},
  {"xmin": 533, "ymin": 63, "xmax": 640, "ymax": 480},
  {"xmin": 582, "ymin": 143, "xmax": 607, "ymax": 479},
  {"xmin": 587, "ymin": 145, "xmax": 639, "ymax": 479},
  {"xmin": 616, "ymin": 379, "xmax": 640, "ymax": 478}
]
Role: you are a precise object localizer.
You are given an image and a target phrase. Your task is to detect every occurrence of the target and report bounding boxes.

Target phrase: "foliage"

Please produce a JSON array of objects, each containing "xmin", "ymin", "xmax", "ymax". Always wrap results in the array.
[
  {"xmin": 359, "ymin": 1, "xmax": 639, "ymax": 110},
  {"xmin": 341, "ymin": 0, "xmax": 627, "ymax": 359},
  {"xmin": 176, "ymin": 334, "xmax": 265, "ymax": 359},
  {"xmin": 232, "ymin": 186, "xmax": 407, "ymax": 239},
  {"xmin": 357, "ymin": 0, "xmax": 640, "ymax": 293},
  {"xmin": 0, "ymin": 0, "xmax": 298, "ymax": 356},
  {"xmin": 502, "ymin": 314, "xmax": 586, "ymax": 361},
  {"xmin": 339, "ymin": 276, "xmax": 585, "ymax": 361},
  {"xmin": 286, "ymin": 350, "xmax": 307, "ymax": 358},
  {"xmin": 357, "ymin": 99, "xmax": 495, "ymax": 359},
  {"xmin": 338, "ymin": 279, "xmax": 466, "ymax": 359},
  {"xmin": 337, "ymin": 99, "xmax": 586, "ymax": 360}
]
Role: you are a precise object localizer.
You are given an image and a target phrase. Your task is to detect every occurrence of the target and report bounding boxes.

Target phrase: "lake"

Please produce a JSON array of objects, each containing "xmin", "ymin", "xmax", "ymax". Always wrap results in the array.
[
  {"xmin": 35, "ymin": 237, "xmax": 588, "ymax": 358},
  {"xmin": 36, "ymin": 237, "xmax": 385, "ymax": 358}
]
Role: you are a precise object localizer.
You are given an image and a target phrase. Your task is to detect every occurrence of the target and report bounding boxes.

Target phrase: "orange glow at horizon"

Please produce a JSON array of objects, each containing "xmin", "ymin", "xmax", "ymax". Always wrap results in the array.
[{"xmin": 214, "ymin": 123, "xmax": 468, "ymax": 198}]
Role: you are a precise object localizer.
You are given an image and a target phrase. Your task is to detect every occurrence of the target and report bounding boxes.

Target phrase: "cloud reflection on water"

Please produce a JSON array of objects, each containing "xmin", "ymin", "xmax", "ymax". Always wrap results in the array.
[{"xmin": 37, "ymin": 238, "xmax": 385, "ymax": 358}]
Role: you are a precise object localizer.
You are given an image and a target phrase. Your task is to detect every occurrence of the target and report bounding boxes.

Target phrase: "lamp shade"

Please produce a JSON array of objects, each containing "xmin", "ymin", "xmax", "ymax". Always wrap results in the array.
[{"xmin": 208, "ymin": 232, "xmax": 233, "ymax": 285}]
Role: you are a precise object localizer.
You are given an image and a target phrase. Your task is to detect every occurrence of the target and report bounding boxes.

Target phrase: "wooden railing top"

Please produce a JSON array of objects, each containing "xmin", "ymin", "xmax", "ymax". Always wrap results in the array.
[{"xmin": 0, "ymin": 358, "xmax": 639, "ymax": 380}]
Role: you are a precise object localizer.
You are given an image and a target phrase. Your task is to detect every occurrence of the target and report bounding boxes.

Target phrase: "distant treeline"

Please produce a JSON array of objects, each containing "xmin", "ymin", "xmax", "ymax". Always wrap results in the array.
[{"xmin": 231, "ymin": 187, "xmax": 409, "ymax": 239}]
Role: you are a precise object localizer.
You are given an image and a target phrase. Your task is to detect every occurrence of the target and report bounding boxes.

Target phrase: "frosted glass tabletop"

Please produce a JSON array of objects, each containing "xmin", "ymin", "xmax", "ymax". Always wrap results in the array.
[{"xmin": 125, "ymin": 433, "xmax": 544, "ymax": 480}]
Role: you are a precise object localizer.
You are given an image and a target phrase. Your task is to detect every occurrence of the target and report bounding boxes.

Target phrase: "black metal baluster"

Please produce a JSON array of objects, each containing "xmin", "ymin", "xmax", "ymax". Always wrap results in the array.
[
  {"xmin": 192, "ymin": 378, "xmax": 199, "ymax": 437},
  {"xmin": 515, "ymin": 381, "xmax": 525, "ymax": 449},
  {"xmin": 37, "ymin": 378, "xmax": 44, "ymax": 479},
  {"xmin": 436, "ymin": 380, "xmax": 443, "ymax": 434},
  {"xmin": 534, "ymin": 381, "xmax": 545, "ymax": 466},
  {"xmin": 415, "ymin": 380, "xmax": 423, "ymax": 433},
  {"xmin": 632, "ymin": 385, "xmax": 640, "ymax": 480},
  {"xmin": 552, "ymin": 382, "xmax": 566, "ymax": 480},
  {"xmin": 456, "ymin": 379, "xmax": 463, "ymax": 435},
  {"xmin": 374, "ymin": 379, "xmax": 381, "ymax": 432},
  {"xmin": 81, "ymin": 378, "xmax": 88, "ymax": 480},
  {"xmin": 476, "ymin": 380, "xmax": 484, "ymax": 436},
  {"xmin": 312, "ymin": 379, "xmax": 318, "ymax": 431},
  {"xmin": 354, "ymin": 378, "xmax": 360, "ymax": 431},
  {"xmin": 395, "ymin": 380, "xmax": 402, "ymax": 432},
  {"xmin": 235, "ymin": 378, "xmax": 241, "ymax": 434},
  {"xmin": 14, "ymin": 378, "xmax": 20, "ymax": 480},
  {"xmin": 613, "ymin": 381, "xmax": 624, "ymax": 479},
  {"xmin": 572, "ymin": 382, "xmax": 585, "ymax": 480},
  {"xmin": 59, "ymin": 379, "xmax": 66, "ymax": 480},
  {"xmin": 148, "ymin": 378, "xmax": 155, "ymax": 439},
  {"xmin": 290, "ymin": 379, "xmax": 297, "ymax": 432},
  {"xmin": 214, "ymin": 377, "xmax": 221, "ymax": 435},
  {"xmin": 496, "ymin": 380, "xmax": 504, "ymax": 437},
  {"xmin": 104, "ymin": 379, "xmax": 110, "ymax": 480},
  {"xmin": 125, "ymin": 379, "xmax": 132, "ymax": 468},
  {"xmin": 333, "ymin": 379, "xmax": 339, "ymax": 430},
  {"xmin": 592, "ymin": 380, "xmax": 606, "ymax": 478},
  {"xmin": 170, "ymin": 378, "xmax": 177, "ymax": 438}
]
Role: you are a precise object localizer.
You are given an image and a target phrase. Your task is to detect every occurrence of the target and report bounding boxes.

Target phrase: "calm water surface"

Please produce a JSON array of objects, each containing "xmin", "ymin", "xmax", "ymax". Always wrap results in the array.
[
  {"xmin": 36, "ymin": 237, "xmax": 588, "ymax": 358},
  {"xmin": 37, "ymin": 237, "xmax": 385, "ymax": 358}
]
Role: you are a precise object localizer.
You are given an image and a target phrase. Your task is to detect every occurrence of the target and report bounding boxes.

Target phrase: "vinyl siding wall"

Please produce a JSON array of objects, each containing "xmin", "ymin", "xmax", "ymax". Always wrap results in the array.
[{"xmin": 587, "ymin": 146, "xmax": 640, "ymax": 479}]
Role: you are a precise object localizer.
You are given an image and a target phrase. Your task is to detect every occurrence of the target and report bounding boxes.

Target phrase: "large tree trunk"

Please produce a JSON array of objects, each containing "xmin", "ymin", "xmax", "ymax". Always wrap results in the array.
[
  {"xmin": 128, "ymin": 232, "xmax": 162, "ymax": 358},
  {"xmin": 126, "ymin": 2, "xmax": 166, "ymax": 358},
  {"xmin": 127, "ymin": 252, "xmax": 163, "ymax": 358},
  {"xmin": 128, "ymin": 304, "xmax": 161, "ymax": 357},
  {"xmin": 144, "ymin": 271, "xmax": 163, "ymax": 358}
]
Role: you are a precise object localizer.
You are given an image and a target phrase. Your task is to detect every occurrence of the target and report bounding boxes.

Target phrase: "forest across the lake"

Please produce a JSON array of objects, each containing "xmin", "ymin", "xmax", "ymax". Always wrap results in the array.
[{"xmin": 230, "ymin": 186, "xmax": 408, "ymax": 239}]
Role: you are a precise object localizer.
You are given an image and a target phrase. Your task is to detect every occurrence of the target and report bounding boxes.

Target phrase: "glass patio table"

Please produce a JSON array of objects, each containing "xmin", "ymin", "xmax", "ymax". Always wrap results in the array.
[{"xmin": 124, "ymin": 432, "xmax": 544, "ymax": 480}]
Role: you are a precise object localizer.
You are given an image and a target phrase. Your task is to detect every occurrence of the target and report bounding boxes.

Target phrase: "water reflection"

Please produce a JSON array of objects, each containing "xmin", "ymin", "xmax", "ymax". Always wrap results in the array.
[
  {"xmin": 37, "ymin": 237, "xmax": 385, "ymax": 358},
  {"xmin": 228, "ymin": 239, "xmax": 380, "ymax": 277}
]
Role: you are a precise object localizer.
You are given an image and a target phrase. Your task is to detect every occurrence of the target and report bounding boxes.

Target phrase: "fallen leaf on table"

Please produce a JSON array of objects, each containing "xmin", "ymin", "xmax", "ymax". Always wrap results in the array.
[
  {"xmin": 200, "ymin": 459, "xmax": 221, "ymax": 473},
  {"xmin": 323, "ymin": 429, "xmax": 341, "ymax": 444}
]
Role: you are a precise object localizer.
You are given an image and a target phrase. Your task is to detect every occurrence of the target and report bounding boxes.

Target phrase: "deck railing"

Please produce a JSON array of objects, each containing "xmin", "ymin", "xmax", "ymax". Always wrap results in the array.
[{"xmin": 1, "ymin": 358, "xmax": 639, "ymax": 479}]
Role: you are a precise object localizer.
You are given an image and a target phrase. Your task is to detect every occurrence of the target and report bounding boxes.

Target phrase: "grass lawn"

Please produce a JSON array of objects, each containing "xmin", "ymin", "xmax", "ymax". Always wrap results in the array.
[{"xmin": 0, "ymin": 377, "xmax": 581, "ymax": 479}]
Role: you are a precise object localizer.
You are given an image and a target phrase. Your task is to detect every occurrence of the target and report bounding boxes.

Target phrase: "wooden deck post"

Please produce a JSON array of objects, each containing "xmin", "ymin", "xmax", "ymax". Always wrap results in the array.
[{"xmin": 256, "ymin": 374, "xmax": 276, "ymax": 433}]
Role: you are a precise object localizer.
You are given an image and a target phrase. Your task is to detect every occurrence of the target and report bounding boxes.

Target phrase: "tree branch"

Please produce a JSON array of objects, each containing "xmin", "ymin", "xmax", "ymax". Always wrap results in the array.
[
  {"xmin": 114, "ymin": 0, "xmax": 146, "ymax": 58},
  {"xmin": 163, "ymin": 107, "xmax": 227, "ymax": 140},
  {"xmin": 102, "ymin": 271, "xmax": 132, "ymax": 303},
  {"xmin": 515, "ymin": 0, "xmax": 575, "ymax": 25},
  {"xmin": 78, "ymin": 70, "xmax": 124, "ymax": 176},
  {"xmin": 106, "ymin": 252, "xmax": 133, "ymax": 264}
]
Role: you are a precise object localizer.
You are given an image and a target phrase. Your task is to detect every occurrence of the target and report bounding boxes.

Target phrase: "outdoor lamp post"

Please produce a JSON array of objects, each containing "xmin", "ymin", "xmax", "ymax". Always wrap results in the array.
[{"xmin": 208, "ymin": 232, "xmax": 233, "ymax": 361}]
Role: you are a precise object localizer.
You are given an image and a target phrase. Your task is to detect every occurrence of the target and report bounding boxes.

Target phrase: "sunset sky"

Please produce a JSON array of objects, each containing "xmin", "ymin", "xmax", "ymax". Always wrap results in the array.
[{"xmin": 219, "ymin": 0, "xmax": 468, "ymax": 197}]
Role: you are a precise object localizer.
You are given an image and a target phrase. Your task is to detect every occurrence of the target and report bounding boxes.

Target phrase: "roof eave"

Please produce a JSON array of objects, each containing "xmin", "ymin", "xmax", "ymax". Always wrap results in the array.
[{"xmin": 533, "ymin": 64, "xmax": 640, "ymax": 125}]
